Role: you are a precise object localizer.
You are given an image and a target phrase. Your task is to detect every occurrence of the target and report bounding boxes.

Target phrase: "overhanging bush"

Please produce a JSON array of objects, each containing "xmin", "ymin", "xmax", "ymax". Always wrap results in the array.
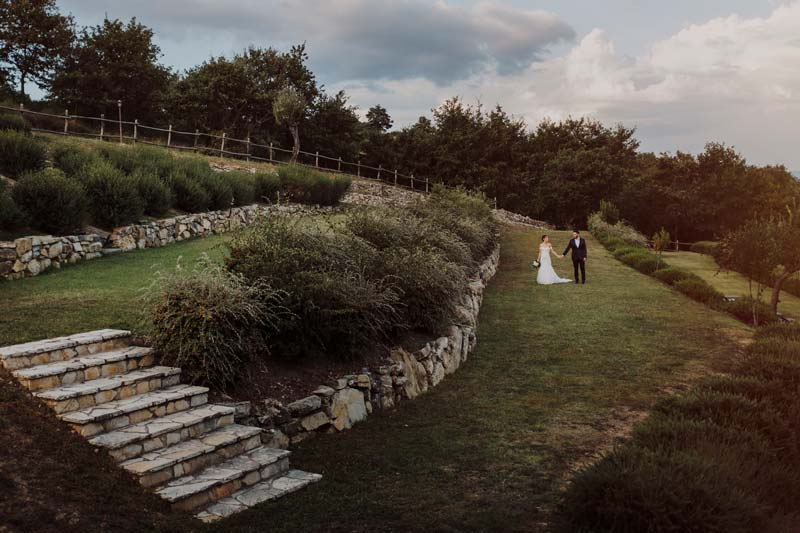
[
  {"xmin": 131, "ymin": 168, "xmax": 173, "ymax": 217},
  {"xmin": 254, "ymin": 172, "xmax": 280, "ymax": 202},
  {"xmin": 145, "ymin": 258, "xmax": 286, "ymax": 388},
  {"xmin": 227, "ymin": 171, "xmax": 257, "ymax": 206},
  {"xmin": 167, "ymin": 170, "xmax": 210, "ymax": 213},
  {"xmin": 12, "ymin": 169, "xmax": 87, "ymax": 234},
  {"xmin": 277, "ymin": 164, "xmax": 351, "ymax": 206},
  {"xmin": 0, "ymin": 130, "xmax": 46, "ymax": 178},
  {"xmin": 51, "ymin": 140, "xmax": 100, "ymax": 178},
  {"xmin": 0, "ymin": 180, "xmax": 26, "ymax": 230},
  {"xmin": 587, "ymin": 212, "xmax": 648, "ymax": 248}
]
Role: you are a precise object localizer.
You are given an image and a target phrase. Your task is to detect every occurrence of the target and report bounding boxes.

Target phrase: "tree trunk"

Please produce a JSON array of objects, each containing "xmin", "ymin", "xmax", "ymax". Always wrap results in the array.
[
  {"xmin": 771, "ymin": 270, "xmax": 795, "ymax": 315},
  {"xmin": 290, "ymin": 125, "xmax": 300, "ymax": 163},
  {"xmin": 19, "ymin": 72, "xmax": 26, "ymax": 99}
]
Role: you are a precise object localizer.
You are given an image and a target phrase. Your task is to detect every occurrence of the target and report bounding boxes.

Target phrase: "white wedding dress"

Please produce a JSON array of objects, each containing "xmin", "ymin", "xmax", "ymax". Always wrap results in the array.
[{"xmin": 537, "ymin": 244, "xmax": 572, "ymax": 285}]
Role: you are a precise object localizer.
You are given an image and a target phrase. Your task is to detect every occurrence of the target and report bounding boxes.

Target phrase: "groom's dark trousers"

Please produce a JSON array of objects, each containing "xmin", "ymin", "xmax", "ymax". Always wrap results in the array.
[{"xmin": 563, "ymin": 238, "xmax": 587, "ymax": 284}]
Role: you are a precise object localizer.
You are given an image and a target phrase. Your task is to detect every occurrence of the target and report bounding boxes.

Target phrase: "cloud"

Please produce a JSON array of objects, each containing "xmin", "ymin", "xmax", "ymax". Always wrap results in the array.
[{"xmin": 63, "ymin": 0, "xmax": 574, "ymax": 85}]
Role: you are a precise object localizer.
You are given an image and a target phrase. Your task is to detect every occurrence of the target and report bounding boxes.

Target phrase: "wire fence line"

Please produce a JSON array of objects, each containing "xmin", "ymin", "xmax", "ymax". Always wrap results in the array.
[{"xmin": 5, "ymin": 102, "xmax": 439, "ymax": 195}]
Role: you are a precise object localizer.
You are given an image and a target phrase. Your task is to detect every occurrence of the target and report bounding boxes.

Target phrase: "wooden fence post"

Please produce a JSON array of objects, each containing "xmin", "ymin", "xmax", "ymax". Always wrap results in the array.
[
  {"xmin": 117, "ymin": 100, "xmax": 123, "ymax": 144},
  {"xmin": 357, "ymin": 160, "xmax": 361, "ymax": 177},
  {"xmin": 338, "ymin": 157, "xmax": 342, "ymax": 172},
  {"xmin": 99, "ymin": 113, "xmax": 105, "ymax": 140},
  {"xmin": 133, "ymin": 120, "xmax": 138, "ymax": 145},
  {"xmin": 425, "ymin": 178, "xmax": 429, "ymax": 193},
  {"xmin": 394, "ymin": 169, "xmax": 398, "ymax": 186},
  {"xmin": 220, "ymin": 132, "xmax": 226, "ymax": 156},
  {"xmin": 378, "ymin": 165, "xmax": 382, "ymax": 181},
  {"xmin": 194, "ymin": 129, "xmax": 199, "ymax": 151},
  {"xmin": 269, "ymin": 142, "xmax": 274, "ymax": 161},
  {"xmin": 246, "ymin": 137, "xmax": 251, "ymax": 161},
  {"xmin": 315, "ymin": 151, "xmax": 319, "ymax": 168},
  {"xmin": 63, "ymin": 110, "xmax": 69, "ymax": 135},
  {"xmin": 18, "ymin": 103, "xmax": 24, "ymax": 116},
  {"xmin": 411, "ymin": 174, "xmax": 414, "ymax": 190},
  {"xmin": 167, "ymin": 124, "xmax": 172, "ymax": 147}
]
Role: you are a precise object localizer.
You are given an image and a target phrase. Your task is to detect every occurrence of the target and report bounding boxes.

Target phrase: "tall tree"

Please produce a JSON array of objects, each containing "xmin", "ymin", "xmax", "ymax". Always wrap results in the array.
[
  {"xmin": 305, "ymin": 91, "xmax": 362, "ymax": 163},
  {"xmin": 0, "ymin": 0, "xmax": 74, "ymax": 98},
  {"xmin": 49, "ymin": 17, "xmax": 171, "ymax": 122}
]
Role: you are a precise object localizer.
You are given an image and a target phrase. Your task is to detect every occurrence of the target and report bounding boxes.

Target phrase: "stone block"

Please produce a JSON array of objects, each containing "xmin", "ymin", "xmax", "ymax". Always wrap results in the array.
[
  {"xmin": 331, "ymin": 388, "xmax": 367, "ymax": 431},
  {"xmin": 287, "ymin": 395, "xmax": 322, "ymax": 417}
]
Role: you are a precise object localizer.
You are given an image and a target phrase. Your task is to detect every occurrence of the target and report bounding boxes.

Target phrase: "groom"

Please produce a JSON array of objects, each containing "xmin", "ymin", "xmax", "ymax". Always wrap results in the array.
[{"xmin": 562, "ymin": 231, "xmax": 587, "ymax": 284}]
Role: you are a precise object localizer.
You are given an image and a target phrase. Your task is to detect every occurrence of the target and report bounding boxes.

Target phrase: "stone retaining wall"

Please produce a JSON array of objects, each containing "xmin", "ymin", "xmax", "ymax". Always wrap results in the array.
[
  {"xmin": 231, "ymin": 245, "xmax": 501, "ymax": 448},
  {"xmin": 0, "ymin": 204, "xmax": 325, "ymax": 281}
]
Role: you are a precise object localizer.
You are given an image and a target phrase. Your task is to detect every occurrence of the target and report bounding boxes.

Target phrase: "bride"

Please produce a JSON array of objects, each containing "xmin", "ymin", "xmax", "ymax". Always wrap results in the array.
[{"xmin": 536, "ymin": 235, "xmax": 572, "ymax": 285}]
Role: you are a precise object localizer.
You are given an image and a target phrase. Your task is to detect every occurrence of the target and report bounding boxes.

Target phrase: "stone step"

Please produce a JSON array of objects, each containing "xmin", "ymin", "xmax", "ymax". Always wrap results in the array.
[
  {"xmin": 60, "ymin": 385, "xmax": 209, "ymax": 438},
  {"xmin": 90, "ymin": 404, "xmax": 236, "ymax": 462},
  {"xmin": 197, "ymin": 470, "xmax": 322, "ymax": 523},
  {"xmin": 155, "ymin": 446, "xmax": 292, "ymax": 513},
  {"xmin": 121, "ymin": 424, "xmax": 263, "ymax": 488},
  {"xmin": 12, "ymin": 346, "xmax": 153, "ymax": 392},
  {"xmin": 0, "ymin": 329, "xmax": 131, "ymax": 371},
  {"xmin": 35, "ymin": 366, "xmax": 181, "ymax": 414}
]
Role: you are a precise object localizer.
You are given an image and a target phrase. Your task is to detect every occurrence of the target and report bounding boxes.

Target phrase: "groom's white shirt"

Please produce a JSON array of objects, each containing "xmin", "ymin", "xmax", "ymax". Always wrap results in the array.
[{"xmin": 574, "ymin": 237, "xmax": 581, "ymax": 247}]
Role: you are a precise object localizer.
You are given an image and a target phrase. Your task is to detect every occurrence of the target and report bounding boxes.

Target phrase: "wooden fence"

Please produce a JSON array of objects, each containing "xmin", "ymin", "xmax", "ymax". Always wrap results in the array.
[{"xmin": 4, "ymin": 102, "xmax": 435, "ymax": 194}]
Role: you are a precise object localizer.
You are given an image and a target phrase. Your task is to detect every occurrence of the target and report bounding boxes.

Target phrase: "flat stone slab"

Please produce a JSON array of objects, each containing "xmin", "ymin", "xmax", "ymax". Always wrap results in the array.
[
  {"xmin": 89, "ymin": 404, "xmax": 235, "ymax": 450},
  {"xmin": 120, "ymin": 424, "xmax": 261, "ymax": 474},
  {"xmin": 156, "ymin": 446, "xmax": 290, "ymax": 503},
  {"xmin": 59, "ymin": 384, "xmax": 207, "ymax": 424},
  {"xmin": 13, "ymin": 347, "xmax": 152, "ymax": 380},
  {"xmin": 197, "ymin": 470, "xmax": 322, "ymax": 522},
  {"xmin": 0, "ymin": 329, "xmax": 131, "ymax": 359},
  {"xmin": 35, "ymin": 366, "xmax": 178, "ymax": 401}
]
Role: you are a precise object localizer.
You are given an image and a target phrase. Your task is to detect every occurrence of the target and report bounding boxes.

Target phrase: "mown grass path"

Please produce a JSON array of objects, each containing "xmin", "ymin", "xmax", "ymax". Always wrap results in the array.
[{"xmin": 217, "ymin": 229, "xmax": 750, "ymax": 532}]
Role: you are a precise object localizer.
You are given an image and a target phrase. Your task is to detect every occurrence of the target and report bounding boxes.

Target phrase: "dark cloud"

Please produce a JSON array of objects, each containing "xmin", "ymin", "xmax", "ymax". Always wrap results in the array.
[{"xmin": 59, "ymin": 0, "xmax": 575, "ymax": 84}]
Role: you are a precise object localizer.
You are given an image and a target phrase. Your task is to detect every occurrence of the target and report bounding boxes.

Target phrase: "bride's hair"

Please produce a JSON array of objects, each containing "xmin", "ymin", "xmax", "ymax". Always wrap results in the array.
[{"xmin": 541, "ymin": 235, "xmax": 548, "ymax": 241}]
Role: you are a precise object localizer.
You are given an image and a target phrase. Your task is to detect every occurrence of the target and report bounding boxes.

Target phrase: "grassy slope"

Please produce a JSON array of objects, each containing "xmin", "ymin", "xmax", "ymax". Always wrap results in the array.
[
  {"xmin": 0, "ymin": 235, "xmax": 228, "ymax": 345},
  {"xmin": 213, "ymin": 229, "xmax": 750, "ymax": 532},
  {"xmin": 667, "ymin": 251, "xmax": 800, "ymax": 318}
]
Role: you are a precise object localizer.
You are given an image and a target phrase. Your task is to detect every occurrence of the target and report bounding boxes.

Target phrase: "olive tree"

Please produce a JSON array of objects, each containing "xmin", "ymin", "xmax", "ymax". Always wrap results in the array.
[{"xmin": 273, "ymin": 87, "xmax": 305, "ymax": 163}]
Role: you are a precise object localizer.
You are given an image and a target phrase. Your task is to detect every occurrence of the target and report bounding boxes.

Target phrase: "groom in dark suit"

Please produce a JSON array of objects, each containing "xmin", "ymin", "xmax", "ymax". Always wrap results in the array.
[{"xmin": 563, "ymin": 231, "xmax": 587, "ymax": 284}]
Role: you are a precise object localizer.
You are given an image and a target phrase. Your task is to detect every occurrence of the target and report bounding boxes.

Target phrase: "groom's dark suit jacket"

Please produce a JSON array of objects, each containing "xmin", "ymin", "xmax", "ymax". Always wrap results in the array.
[{"xmin": 563, "ymin": 238, "xmax": 588, "ymax": 261}]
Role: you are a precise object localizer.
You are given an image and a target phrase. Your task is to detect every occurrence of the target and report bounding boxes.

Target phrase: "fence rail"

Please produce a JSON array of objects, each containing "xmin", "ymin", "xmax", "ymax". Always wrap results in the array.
[{"xmin": 4, "ymin": 102, "xmax": 437, "ymax": 194}]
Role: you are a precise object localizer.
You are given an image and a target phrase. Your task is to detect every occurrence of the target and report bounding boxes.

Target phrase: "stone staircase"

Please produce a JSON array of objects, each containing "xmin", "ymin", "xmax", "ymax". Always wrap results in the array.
[{"xmin": 0, "ymin": 329, "xmax": 321, "ymax": 522}]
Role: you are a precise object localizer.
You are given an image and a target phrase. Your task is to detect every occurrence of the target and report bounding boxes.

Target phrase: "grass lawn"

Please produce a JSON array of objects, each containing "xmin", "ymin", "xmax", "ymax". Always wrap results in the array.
[
  {"xmin": 0, "ymin": 235, "xmax": 228, "ymax": 346},
  {"xmin": 666, "ymin": 251, "xmax": 800, "ymax": 319},
  {"xmin": 214, "ymin": 229, "xmax": 751, "ymax": 532}
]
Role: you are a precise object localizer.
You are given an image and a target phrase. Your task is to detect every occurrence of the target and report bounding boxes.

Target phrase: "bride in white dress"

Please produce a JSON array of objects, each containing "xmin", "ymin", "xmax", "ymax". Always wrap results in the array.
[{"xmin": 536, "ymin": 235, "xmax": 572, "ymax": 285}]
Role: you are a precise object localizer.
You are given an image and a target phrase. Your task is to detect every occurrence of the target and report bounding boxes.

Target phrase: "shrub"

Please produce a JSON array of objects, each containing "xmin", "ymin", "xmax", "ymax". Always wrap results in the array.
[
  {"xmin": 96, "ymin": 143, "xmax": 139, "ymax": 174},
  {"xmin": 197, "ymin": 172, "xmax": 234, "ymax": 210},
  {"xmin": 755, "ymin": 322, "xmax": 800, "ymax": 342},
  {"xmin": 597, "ymin": 199, "xmax": 620, "ymax": 224},
  {"xmin": 722, "ymin": 297, "xmax": 778, "ymax": 326},
  {"xmin": 0, "ymin": 180, "xmax": 26, "ymax": 230},
  {"xmin": 82, "ymin": 161, "xmax": 144, "ymax": 228},
  {"xmin": 652, "ymin": 267, "xmax": 701, "ymax": 286},
  {"xmin": 0, "ymin": 113, "xmax": 31, "ymax": 134},
  {"xmin": 621, "ymin": 252, "xmax": 660, "ymax": 274},
  {"xmin": 277, "ymin": 164, "xmax": 351, "ymax": 206},
  {"xmin": 612, "ymin": 245, "xmax": 645, "ymax": 260},
  {"xmin": 690, "ymin": 240, "xmax": 720, "ymax": 256},
  {"xmin": 227, "ymin": 171, "xmax": 256, "ymax": 206},
  {"xmin": 226, "ymin": 216, "xmax": 402, "ymax": 357},
  {"xmin": 131, "ymin": 168, "xmax": 173, "ymax": 217},
  {"xmin": 12, "ymin": 169, "xmax": 87, "ymax": 234},
  {"xmin": 254, "ymin": 172, "xmax": 280, "ymax": 202},
  {"xmin": 0, "ymin": 130, "xmax": 46, "ymax": 178},
  {"xmin": 672, "ymin": 278, "xmax": 723, "ymax": 305},
  {"xmin": 587, "ymin": 212, "xmax": 648, "ymax": 248},
  {"xmin": 380, "ymin": 246, "xmax": 467, "ymax": 331},
  {"xmin": 167, "ymin": 170, "xmax": 210, "ymax": 213},
  {"xmin": 603, "ymin": 236, "xmax": 626, "ymax": 251},
  {"xmin": 51, "ymin": 140, "xmax": 100, "ymax": 178},
  {"xmin": 145, "ymin": 258, "xmax": 286, "ymax": 388},
  {"xmin": 345, "ymin": 208, "xmax": 473, "ymax": 269}
]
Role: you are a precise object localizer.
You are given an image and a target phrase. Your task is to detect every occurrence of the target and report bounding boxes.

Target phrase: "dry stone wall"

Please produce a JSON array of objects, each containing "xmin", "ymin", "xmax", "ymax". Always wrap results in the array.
[
  {"xmin": 0, "ymin": 204, "xmax": 327, "ymax": 281},
  {"xmin": 231, "ymin": 245, "xmax": 501, "ymax": 448}
]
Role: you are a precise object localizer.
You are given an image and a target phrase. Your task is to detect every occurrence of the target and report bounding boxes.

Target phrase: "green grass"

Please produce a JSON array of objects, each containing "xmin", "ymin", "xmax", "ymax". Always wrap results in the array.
[
  {"xmin": 666, "ymin": 251, "xmax": 800, "ymax": 319},
  {"xmin": 213, "ymin": 229, "xmax": 750, "ymax": 532},
  {"xmin": 0, "ymin": 235, "xmax": 228, "ymax": 345}
]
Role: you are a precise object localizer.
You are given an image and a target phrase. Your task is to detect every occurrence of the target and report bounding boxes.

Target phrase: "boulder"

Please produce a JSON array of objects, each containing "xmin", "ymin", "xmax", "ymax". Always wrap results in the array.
[
  {"xmin": 300, "ymin": 411, "xmax": 330, "ymax": 431},
  {"xmin": 286, "ymin": 395, "xmax": 322, "ymax": 417},
  {"xmin": 331, "ymin": 388, "xmax": 367, "ymax": 431}
]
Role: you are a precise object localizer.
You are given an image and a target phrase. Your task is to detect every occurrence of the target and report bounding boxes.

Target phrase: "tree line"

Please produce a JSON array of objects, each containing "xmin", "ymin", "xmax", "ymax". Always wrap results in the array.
[{"xmin": 1, "ymin": 0, "xmax": 798, "ymax": 241}]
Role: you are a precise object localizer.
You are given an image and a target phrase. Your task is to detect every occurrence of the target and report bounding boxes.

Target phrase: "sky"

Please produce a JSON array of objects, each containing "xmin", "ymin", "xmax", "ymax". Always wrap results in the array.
[{"xmin": 52, "ymin": 0, "xmax": 800, "ymax": 169}]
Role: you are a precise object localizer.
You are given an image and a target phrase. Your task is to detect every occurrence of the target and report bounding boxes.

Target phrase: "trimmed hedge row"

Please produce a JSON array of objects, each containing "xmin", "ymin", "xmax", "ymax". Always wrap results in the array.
[
  {"xmin": 590, "ymin": 214, "xmax": 778, "ymax": 326},
  {"xmin": 559, "ymin": 323, "xmax": 800, "ymax": 532},
  {"xmin": 1, "ymin": 137, "xmax": 351, "ymax": 234},
  {"xmin": 690, "ymin": 240, "xmax": 720, "ymax": 256},
  {"xmin": 146, "ymin": 187, "xmax": 497, "ymax": 385}
]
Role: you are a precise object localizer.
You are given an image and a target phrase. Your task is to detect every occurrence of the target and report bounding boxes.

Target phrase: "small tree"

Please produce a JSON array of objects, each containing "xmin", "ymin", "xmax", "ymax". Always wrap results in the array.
[
  {"xmin": 652, "ymin": 227, "xmax": 670, "ymax": 270},
  {"xmin": 718, "ymin": 218, "xmax": 776, "ymax": 325},
  {"xmin": 273, "ymin": 87, "xmax": 305, "ymax": 163},
  {"xmin": 766, "ymin": 209, "xmax": 800, "ymax": 314}
]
